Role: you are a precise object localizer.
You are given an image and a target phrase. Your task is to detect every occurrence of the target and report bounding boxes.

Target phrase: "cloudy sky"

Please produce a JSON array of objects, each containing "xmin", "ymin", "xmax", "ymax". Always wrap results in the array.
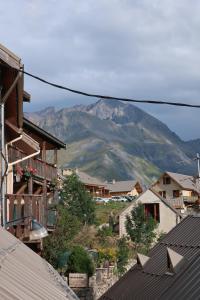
[{"xmin": 1, "ymin": 0, "xmax": 200, "ymax": 140}]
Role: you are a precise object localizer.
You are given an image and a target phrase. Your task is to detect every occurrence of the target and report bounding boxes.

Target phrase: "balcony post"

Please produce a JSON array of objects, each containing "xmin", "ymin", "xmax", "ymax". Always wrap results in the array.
[{"xmin": 54, "ymin": 149, "xmax": 57, "ymax": 165}]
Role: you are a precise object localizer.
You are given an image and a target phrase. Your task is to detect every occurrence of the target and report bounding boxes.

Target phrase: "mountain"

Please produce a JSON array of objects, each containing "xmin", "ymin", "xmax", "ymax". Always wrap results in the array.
[{"xmin": 26, "ymin": 100, "xmax": 199, "ymax": 184}]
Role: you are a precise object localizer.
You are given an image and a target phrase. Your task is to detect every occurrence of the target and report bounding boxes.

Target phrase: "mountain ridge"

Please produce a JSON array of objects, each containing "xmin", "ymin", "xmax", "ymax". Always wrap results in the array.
[{"xmin": 26, "ymin": 100, "xmax": 199, "ymax": 184}]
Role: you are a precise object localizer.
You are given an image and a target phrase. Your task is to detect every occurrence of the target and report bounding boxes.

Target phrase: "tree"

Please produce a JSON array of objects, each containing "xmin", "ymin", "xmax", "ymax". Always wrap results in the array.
[
  {"xmin": 67, "ymin": 245, "xmax": 95, "ymax": 277},
  {"xmin": 116, "ymin": 237, "xmax": 129, "ymax": 276},
  {"xmin": 42, "ymin": 205, "xmax": 81, "ymax": 268},
  {"xmin": 125, "ymin": 203, "xmax": 157, "ymax": 253},
  {"xmin": 60, "ymin": 173, "xmax": 96, "ymax": 225}
]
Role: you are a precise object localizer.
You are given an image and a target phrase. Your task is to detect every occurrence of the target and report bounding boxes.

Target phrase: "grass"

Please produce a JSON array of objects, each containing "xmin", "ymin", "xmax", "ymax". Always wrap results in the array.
[{"xmin": 95, "ymin": 201, "xmax": 130, "ymax": 225}]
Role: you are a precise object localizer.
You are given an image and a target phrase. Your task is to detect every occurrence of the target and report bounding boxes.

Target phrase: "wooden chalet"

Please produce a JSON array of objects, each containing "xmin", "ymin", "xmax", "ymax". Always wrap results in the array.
[{"xmin": 0, "ymin": 43, "xmax": 65, "ymax": 253}]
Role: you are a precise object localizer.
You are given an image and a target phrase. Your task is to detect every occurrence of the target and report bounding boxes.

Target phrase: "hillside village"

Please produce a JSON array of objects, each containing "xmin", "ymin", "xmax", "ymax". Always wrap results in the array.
[{"xmin": 2, "ymin": 43, "xmax": 200, "ymax": 300}]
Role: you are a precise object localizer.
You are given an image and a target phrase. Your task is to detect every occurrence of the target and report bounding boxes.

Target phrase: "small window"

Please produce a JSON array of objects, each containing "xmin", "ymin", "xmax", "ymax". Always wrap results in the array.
[
  {"xmin": 163, "ymin": 176, "xmax": 171, "ymax": 185},
  {"xmin": 173, "ymin": 190, "xmax": 180, "ymax": 198},
  {"xmin": 144, "ymin": 203, "xmax": 160, "ymax": 223},
  {"xmin": 159, "ymin": 191, "xmax": 166, "ymax": 198}
]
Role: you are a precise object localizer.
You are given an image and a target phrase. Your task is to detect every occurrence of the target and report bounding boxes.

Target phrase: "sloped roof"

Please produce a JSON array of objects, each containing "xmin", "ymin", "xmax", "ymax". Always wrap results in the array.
[
  {"xmin": 0, "ymin": 227, "xmax": 78, "ymax": 300},
  {"xmin": 100, "ymin": 216, "xmax": 200, "ymax": 300},
  {"xmin": 120, "ymin": 188, "xmax": 181, "ymax": 217},
  {"xmin": 106, "ymin": 180, "xmax": 139, "ymax": 193},
  {"xmin": 77, "ymin": 170, "xmax": 105, "ymax": 187},
  {"xmin": 0, "ymin": 43, "xmax": 21, "ymax": 68},
  {"xmin": 23, "ymin": 118, "xmax": 66, "ymax": 149},
  {"xmin": 160, "ymin": 171, "xmax": 200, "ymax": 194},
  {"xmin": 150, "ymin": 188, "xmax": 182, "ymax": 216}
]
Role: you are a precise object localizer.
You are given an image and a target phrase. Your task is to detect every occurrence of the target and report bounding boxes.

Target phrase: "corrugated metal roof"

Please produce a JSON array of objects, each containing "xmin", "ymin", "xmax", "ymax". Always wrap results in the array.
[
  {"xmin": 100, "ymin": 216, "xmax": 200, "ymax": 300},
  {"xmin": 0, "ymin": 227, "xmax": 78, "ymax": 300}
]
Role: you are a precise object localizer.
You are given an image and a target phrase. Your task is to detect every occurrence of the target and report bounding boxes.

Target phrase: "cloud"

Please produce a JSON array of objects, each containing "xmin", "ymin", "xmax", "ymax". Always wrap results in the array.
[{"xmin": 1, "ymin": 0, "xmax": 200, "ymax": 139}]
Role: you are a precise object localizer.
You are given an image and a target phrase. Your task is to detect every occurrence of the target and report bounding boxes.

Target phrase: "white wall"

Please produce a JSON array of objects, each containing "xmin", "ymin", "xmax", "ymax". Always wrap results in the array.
[
  {"xmin": 119, "ymin": 189, "xmax": 179, "ymax": 237},
  {"xmin": 152, "ymin": 177, "xmax": 193, "ymax": 199}
]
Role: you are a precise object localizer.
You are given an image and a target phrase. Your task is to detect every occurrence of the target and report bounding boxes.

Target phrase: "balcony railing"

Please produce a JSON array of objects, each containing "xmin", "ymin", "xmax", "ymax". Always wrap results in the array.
[
  {"xmin": 6, "ymin": 194, "xmax": 45, "ymax": 239},
  {"xmin": 9, "ymin": 146, "xmax": 57, "ymax": 181}
]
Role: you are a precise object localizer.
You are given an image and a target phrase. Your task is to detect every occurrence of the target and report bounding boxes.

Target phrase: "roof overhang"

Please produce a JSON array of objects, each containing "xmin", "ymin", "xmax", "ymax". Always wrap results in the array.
[
  {"xmin": 23, "ymin": 118, "xmax": 66, "ymax": 150},
  {"xmin": 0, "ymin": 43, "xmax": 21, "ymax": 69},
  {"xmin": 6, "ymin": 120, "xmax": 40, "ymax": 156}
]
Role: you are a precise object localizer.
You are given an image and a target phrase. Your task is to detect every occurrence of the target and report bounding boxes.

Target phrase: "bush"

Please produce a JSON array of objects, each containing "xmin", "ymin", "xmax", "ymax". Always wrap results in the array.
[
  {"xmin": 67, "ymin": 246, "xmax": 95, "ymax": 277},
  {"xmin": 116, "ymin": 237, "xmax": 129, "ymax": 276},
  {"xmin": 60, "ymin": 173, "xmax": 96, "ymax": 225},
  {"xmin": 97, "ymin": 225, "xmax": 113, "ymax": 238},
  {"xmin": 97, "ymin": 247, "xmax": 117, "ymax": 266}
]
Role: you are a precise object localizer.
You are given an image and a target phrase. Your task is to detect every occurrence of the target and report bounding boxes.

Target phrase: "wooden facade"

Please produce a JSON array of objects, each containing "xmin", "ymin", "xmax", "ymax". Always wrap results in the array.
[{"xmin": 0, "ymin": 43, "xmax": 65, "ymax": 252}]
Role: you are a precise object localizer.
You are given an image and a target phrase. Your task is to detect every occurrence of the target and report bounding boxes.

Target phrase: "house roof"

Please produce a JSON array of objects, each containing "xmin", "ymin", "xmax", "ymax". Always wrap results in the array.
[
  {"xmin": 106, "ymin": 180, "xmax": 139, "ymax": 193},
  {"xmin": 23, "ymin": 118, "xmax": 66, "ymax": 150},
  {"xmin": 119, "ymin": 188, "xmax": 181, "ymax": 217},
  {"xmin": 150, "ymin": 188, "xmax": 182, "ymax": 217},
  {"xmin": 155, "ymin": 171, "xmax": 200, "ymax": 194},
  {"xmin": 0, "ymin": 43, "xmax": 21, "ymax": 69},
  {"xmin": 77, "ymin": 170, "xmax": 105, "ymax": 187},
  {"xmin": 100, "ymin": 215, "xmax": 200, "ymax": 300},
  {"xmin": 0, "ymin": 227, "xmax": 78, "ymax": 300}
]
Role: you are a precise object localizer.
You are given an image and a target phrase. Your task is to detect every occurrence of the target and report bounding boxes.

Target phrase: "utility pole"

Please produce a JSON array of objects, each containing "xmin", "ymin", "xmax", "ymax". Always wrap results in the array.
[
  {"xmin": 194, "ymin": 153, "xmax": 200, "ymax": 183},
  {"xmin": 0, "ymin": 67, "xmax": 6, "ymax": 228}
]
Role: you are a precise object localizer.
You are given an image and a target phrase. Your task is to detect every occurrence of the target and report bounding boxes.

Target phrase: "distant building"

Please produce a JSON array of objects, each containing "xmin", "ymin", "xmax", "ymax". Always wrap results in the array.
[
  {"xmin": 100, "ymin": 215, "xmax": 200, "ymax": 300},
  {"xmin": 119, "ymin": 189, "xmax": 181, "ymax": 237},
  {"xmin": 62, "ymin": 169, "xmax": 110, "ymax": 197},
  {"xmin": 152, "ymin": 171, "xmax": 200, "ymax": 212},
  {"xmin": 152, "ymin": 171, "xmax": 200, "ymax": 199},
  {"xmin": 106, "ymin": 180, "xmax": 143, "ymax": 197}
]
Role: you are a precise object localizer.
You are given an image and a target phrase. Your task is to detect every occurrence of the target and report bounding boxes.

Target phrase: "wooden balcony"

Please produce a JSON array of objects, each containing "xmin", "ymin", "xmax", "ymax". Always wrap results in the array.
[
  {"xmin": 9, "ymin": 146, "xmax": 57, "ymax": 181},
  {"xmin": 6, "ymin": 194, "xmax": 45, "ymax": 240}
]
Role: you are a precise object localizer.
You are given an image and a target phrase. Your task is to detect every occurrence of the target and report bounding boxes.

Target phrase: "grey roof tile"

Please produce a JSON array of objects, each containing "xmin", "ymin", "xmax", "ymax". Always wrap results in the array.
[
  {"xmin": 106, "ymin": 180, "xmax": 138, "ymax": 193},
  {"xmin": 100, "ymin": 216, "xmax": 200, "ymax": 300}
]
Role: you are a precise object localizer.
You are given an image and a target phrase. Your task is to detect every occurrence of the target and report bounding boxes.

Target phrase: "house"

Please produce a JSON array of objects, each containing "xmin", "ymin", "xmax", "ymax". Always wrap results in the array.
[
  {"xmin": 0, "ymin": 43, "xmax": 65, "ymax": 252},
  {"xmin": 0, "ymin": 225, "xmax": 78, "ymax": 300},
  {"xmin": 100, "ymin": 215, "xmax": 200, "ymax": 300},
  {"xmin": 106, "ymin": 180, "xmax": 143, "ymax": 197},
  {"xmin": 119, "ymin": 189, "xmax": 181, "ymax": 237},
  {"xmin": 62, "ymin": 169, "xmax": 110, "ymax": 197},
  {"xmin": 152, "ymin": 171, "xmax": 200, "ymax": 201}
]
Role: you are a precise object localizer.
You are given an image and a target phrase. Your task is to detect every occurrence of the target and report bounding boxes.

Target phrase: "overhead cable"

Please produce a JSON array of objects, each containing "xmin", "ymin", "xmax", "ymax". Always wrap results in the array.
[{"xmin": 10, "ymin": 67, "xmax": 200, "ymax": 108}]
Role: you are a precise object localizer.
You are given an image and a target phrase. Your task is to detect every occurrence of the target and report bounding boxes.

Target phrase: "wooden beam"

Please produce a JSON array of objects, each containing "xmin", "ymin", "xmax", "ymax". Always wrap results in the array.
[{"xmin": 16, "ymin": 183, "xmax": 27, "ymax": 194}]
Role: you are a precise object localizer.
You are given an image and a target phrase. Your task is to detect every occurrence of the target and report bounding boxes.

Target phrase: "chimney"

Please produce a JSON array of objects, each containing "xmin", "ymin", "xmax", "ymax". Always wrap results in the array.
[{"xmin": 112, "ymin": 179, "xmax": 116, "ymax": 184}]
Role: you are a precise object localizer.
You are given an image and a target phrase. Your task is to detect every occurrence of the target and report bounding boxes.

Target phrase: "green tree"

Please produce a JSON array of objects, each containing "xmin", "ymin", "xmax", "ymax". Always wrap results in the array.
[
  {"xmin": 60, "ymin": 173, "xmax": 96, "ymax": 225},
  {"xmin": 116, "ymin": 237, "xmax": 129, "ymax": 276},
  {"xmin": 42, "ymin": 205, "xmax": 81, "ymax": 268},
  {"xmin": 125, "ymin": 203, "xmax": 157, "ymax": 253},
  {"xmin": 67, "ymin": 245, "xmax": 95, "ymax": 277}
]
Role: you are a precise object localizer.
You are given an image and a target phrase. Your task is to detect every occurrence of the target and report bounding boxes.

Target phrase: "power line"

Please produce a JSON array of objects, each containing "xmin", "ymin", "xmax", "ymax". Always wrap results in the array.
[{"xmin": 13, "ymin": 67, "xmax": 200, "ymax": 108}]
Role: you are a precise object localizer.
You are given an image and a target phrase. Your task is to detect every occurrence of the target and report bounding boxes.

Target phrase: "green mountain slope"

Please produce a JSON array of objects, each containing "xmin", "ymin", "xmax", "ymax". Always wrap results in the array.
[{"xmin": 26, "ymin": 100, "xmax": 198, "ymax": 184}]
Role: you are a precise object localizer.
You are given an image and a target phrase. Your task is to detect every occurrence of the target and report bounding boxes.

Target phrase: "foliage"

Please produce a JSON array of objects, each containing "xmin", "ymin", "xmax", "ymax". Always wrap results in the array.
[
  {"xmin": 97, "ymin": 247, "xmax": 117, "ymax": 266},
  {"xmin": 97, "ymin": 225, "xmax": 113, "ymax": 238},
  {"xmin": 116, "ymin": 237, "xmax": 129, "ymax": 276},
  {"xmin": 126, "ymin": 203, "xmax": 157, "ymax": 253},
  {"xmin": 95, "ymin": 201, "xmax": 129, "ymax": 225},
  {"xmin": 42, "ymin": 205, "xmax": 81, "ymax": 268},
  {"xmin": 157, "ymin": 231, "xmax": 166, "ymax": 242},
  {"xmin": 60, "ymin": 173, "xmax": 96, "ymax": 225},
  {"xmin": 66, "ymin": 246, "xmax": 95, "ymax": 277}
]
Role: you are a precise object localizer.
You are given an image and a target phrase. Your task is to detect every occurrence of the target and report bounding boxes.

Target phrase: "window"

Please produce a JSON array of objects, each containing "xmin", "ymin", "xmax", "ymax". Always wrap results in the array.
[
  {"xmin": 159, "ymin": 191, "xmax": 166, "ymax": 198},
  {"xmin": 144, "ymin": 203, "xmax": 160, "ymax": 223},
  {"xmin": 173, "ymin": 190, "xmax": 180, "ymax": 198},
  {"xmin": 163, "ymin": 176, "xmax": 171, "ymax": 184}
]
